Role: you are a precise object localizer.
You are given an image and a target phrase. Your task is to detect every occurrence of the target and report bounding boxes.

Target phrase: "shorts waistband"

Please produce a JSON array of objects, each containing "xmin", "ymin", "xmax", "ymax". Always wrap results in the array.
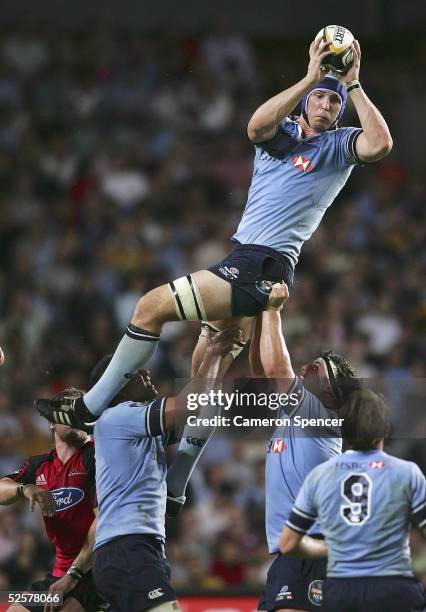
[
  {"xmin": 95, "ymin": 533, "xmax": 165, "ymax": 552},
  {"xmin": 231, "ymin": 241, "xmax": 294, "ymax": 272}
]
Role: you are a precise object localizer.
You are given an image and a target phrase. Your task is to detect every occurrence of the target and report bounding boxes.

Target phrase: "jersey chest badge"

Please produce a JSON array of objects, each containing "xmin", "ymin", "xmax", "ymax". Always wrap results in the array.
[
  {"xmin": 291, "ymin": 154, "xmax": 314, "ymax": 172},
  {"xmin": 51, "ymin": 487, "xmax": 85, "ymax": 511},
  {"xmin": 269, "ymin": 438, "xmax": 286, "ymax": 453},
  {"xmin": 36, "ymin": 474, "xmax": 47, "ymax": 486}
]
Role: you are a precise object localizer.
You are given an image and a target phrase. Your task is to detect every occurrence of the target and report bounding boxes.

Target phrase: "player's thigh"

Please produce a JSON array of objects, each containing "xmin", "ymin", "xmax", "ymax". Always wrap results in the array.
[
  {"xmin": 132, "ymin": 271, "xmax": 232, "ymax": 330},
  {"xmin": 208, "ymin": 315, "xmax": 254, "ymax": 340},
  {"xmin": 190, "ymin": 270, "xmax": 232, "ymax": 319}
]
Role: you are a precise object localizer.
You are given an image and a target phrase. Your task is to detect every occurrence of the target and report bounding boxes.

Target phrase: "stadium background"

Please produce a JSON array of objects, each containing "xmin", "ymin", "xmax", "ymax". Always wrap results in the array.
[{"xmin": 0, "ymin": 1, "xmax": 425, "ymax": 609}]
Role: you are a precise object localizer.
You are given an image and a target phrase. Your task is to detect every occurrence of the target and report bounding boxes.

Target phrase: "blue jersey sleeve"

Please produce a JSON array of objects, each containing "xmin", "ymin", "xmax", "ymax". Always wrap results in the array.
[
  {"xmin": 334, "ymin": 127, "xmax": 363, "ymax": 167},
  {"xmin": 286, "ymin": 466, "xmax": 320, "ymax": 534},
  {"xmin": 96, "ymin": 398, "xmax": 166, "ymax": 439},
  {"xmin": 410, "ymin": 463, "xmax": 426, "ymax": 530},
  {"xmin": 256, "ymin": 118, "xmax": 300, "ymax": 160}
]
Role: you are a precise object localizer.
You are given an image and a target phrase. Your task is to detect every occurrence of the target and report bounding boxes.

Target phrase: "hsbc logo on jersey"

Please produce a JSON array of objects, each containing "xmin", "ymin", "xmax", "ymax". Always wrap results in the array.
[
  {"xmin": 291, "ymin": 155, "xmax": 314, "ymax": 172},
  {"xmin": 271, "ymin": 438, "xmax": 285, "ymax": 453},
  {"xmin": 51, "ymin": 487, "xmax": 84, "ymax": 511},
  {"xmin": 369, "ymin": 461, "xmax": 385, "ymax": 469}
]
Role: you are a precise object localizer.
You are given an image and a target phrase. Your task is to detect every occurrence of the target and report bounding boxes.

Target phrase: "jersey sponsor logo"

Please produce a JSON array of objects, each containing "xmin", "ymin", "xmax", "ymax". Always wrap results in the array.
[
  {"xmin": 308, "ymin": 579, "xmax": 323, "ymax": 606},
  {"xmin": 276, "ymin": 584, "xmax": 293, "ymax": 601},
  {"xmin": 256, "ymin": 280, "xmax": 273, "ymax": 295},
  {"xmin": 271, "ymin": 438, "xmax": 285, "ymax": 453},
  {"xmin": 36, "ymin": 474, "xmax": 47, "ymax": 486},
  {"xmin": 68, "ymin": 471, "xmax": 87, "ymax": 477},
  {"xmin": 148, "ymin": 588, "xmax": 164, "ymax": 600},
  {"xmin": 369, "ymin": 461, "xmax": 385, "ymax": 469},
  {"xmin": 291, "ymin": 154, "xmax": 314, "ymax": 172},
  {"xmin": 218, "ymin": 266, "xmax": 239, "ymax": 280},
  {"xmin": 51, "ymin": 487, "xmax": 85, "ymax": 511}
]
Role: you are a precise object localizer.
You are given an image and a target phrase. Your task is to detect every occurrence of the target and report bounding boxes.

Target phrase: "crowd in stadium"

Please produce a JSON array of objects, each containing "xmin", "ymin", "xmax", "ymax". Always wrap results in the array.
[{"xmin": 0, "ymin": 25, "xmax": 425, "ymax": 594}]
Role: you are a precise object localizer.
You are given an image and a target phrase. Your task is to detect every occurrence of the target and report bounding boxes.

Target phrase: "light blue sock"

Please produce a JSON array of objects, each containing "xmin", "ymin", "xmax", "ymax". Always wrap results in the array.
[
  {"xmin": 84, "ymin": 324, "xmax": 159, "ymax": 416},
  {"xmin": 166, "ymin": 402, "xmax": 217, "ymax": 498}
]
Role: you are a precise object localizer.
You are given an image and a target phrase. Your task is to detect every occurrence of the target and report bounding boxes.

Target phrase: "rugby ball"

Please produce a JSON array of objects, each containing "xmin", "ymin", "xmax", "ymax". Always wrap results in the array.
[{"xmin": 316, "ymin": 25, "xmax": 354, "ymax": 74}]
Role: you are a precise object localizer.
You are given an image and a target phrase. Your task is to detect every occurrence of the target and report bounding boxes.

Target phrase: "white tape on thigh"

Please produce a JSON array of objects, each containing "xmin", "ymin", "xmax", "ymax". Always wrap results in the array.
[
  {"xmin": 169, "ymin": 275, "xmax": 207, "ymax": 321},
  {"xmin": 149, "ymin": 601, "xmax": 182, "ymax": 612}
]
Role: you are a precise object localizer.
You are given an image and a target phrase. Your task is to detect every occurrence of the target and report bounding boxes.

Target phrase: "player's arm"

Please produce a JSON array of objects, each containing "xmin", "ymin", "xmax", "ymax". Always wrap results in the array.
[
  {"xmin": 256, "ymin": 283, "xmax": 295, "ymax": 392},
  {"xmin": 44, "ymin": 508, "xmax": 98, "ymax": 612},
  {"xmin": 280, "ymin": 467, "xmax": 327, "ymax": 558},
  {"xmin": 249, "ymin": 316, "xmax": 266, "ymax": 378},
  {"xmin": 163, "ymin": 327, "xmax": 242, "ymax": 431},
  {"xmin": 410, "ymin": 463, "xmax": 426, "ymax": 536},
  {"xmin": 342, "ymin": 41, "xmax": 392, "ymax": 162},
  {"xmin": 0, "ymin": 476, "xmax": 56, "ymax": 517},
  {"xmin": 279, "ymin": 527, "xmax": 328, "ymax": 559},
  {"xmin": 247, "ymin": 37, "xmax": 331, "ymax": 142}
]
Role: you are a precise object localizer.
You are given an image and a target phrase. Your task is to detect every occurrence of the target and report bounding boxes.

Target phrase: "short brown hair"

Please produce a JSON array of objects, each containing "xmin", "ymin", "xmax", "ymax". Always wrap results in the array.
[{"xmin": 340, "ymin": 389, "xmax": 389, "ymax": 450}]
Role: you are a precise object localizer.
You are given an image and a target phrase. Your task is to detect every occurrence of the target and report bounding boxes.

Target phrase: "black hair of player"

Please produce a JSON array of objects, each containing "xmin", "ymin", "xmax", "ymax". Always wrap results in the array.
[
  {"xmin": 320, "ymin": 349, "xmax": 360, "ymax": 406},
  {"xmin": 340, "ymin": 389, "xmax": 390, "ymax": 451}
]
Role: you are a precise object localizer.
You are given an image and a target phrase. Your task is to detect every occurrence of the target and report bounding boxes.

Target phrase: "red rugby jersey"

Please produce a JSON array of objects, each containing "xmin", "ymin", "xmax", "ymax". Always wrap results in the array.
[{"xmin": 6, "ymin": 441, "xmax": 96, "ymax": 577}]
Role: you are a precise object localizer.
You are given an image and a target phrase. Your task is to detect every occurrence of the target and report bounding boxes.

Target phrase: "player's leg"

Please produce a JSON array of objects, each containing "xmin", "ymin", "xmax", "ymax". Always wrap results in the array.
[
  {"xmin": 33, "ymin": 271, "xmax": 233, "ymax": 428},
  {"xmin": 81, "ymin": 270, "xmax": 232, "ymax": 418},
  {"xmin": 166, "ymin": 315, "xmax": 253, "ymax": 515}
]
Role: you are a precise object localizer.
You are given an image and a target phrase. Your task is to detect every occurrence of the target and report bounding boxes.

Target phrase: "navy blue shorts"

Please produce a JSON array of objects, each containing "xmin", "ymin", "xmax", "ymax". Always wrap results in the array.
[
  {"xmin": 258, "ymin": 553, "xmax": 327, "ymax": 611},
  {"xmin": 209, "ymin": 242, "xmax": 294, "ymax": 317},
  {"xmin": 29, "ymin": 572, "xmax": 105, "ymax": 612},
  {"xmin": 93, "ymin": 534, "xmax": 177, "ymax": 612},
  {"xmin": 323, "ymin": 576, "xmax": 426, "ymax": 612}
]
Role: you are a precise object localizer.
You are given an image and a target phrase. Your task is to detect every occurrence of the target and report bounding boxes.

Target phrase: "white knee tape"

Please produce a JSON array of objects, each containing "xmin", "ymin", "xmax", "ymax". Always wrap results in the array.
[
  {"xmin": 169, "ymin": 275, "xmax": 207, "ymax": 321},
  {"xmin": 149, "ymin": 601, "xmax": 182, "ymax": 612}
]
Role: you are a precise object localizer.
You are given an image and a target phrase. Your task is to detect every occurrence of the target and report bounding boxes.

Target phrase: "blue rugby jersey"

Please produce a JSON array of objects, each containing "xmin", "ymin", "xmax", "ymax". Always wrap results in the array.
[
  {"xmin": 233, "ymin": 118, "xmax": 362, "ymax": 267},
  {"xmin": 287, "ymin": 449, "xmax": 426, "ymax": 577},
  {"xmin": 265, "ymin": 378, "xmax": 342, "ymax": 553},
  {"xmin": 93, "ymin": 398, "xmax": 167, "ymax": 550}
]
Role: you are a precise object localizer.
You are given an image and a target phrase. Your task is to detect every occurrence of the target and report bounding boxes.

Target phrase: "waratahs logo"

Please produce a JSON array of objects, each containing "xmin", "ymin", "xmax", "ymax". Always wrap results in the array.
[{"xmin": 51, "ymin": 487, "xmax": 84, "ymax": 512}]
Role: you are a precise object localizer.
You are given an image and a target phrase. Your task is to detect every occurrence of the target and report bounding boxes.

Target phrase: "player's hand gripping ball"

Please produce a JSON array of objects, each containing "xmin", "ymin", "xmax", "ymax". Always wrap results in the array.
[{"xmin": 316, "ymin": 25, "xmax": 354, "ymax": 74}]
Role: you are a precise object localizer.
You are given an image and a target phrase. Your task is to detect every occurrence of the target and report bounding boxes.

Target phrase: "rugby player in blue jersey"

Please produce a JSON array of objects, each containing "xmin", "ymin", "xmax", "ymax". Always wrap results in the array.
[
  {"xmin": 280, "ymin": 389, "xmax": 426, "ymax": 612},
  {"xmin": 249, "ymin": 282, "xmax": 359, "ymax": 611},
  {"xmin": 35, "ymin": 327, "xmax": 241, "ymax": 612},
  {"xmin": 39, "ymin": 37, "xmax": 391, "ymax": 518},
  {"xmin": 40, "ymin": 36, "xmax": 392, "ymax": 425}
]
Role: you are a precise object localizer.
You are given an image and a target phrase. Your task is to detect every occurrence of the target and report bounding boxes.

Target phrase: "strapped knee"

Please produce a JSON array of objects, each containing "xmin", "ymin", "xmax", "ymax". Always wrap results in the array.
[{"xmin": 169, "ymin": 275, "xmax": 207, "ymax": 322}]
